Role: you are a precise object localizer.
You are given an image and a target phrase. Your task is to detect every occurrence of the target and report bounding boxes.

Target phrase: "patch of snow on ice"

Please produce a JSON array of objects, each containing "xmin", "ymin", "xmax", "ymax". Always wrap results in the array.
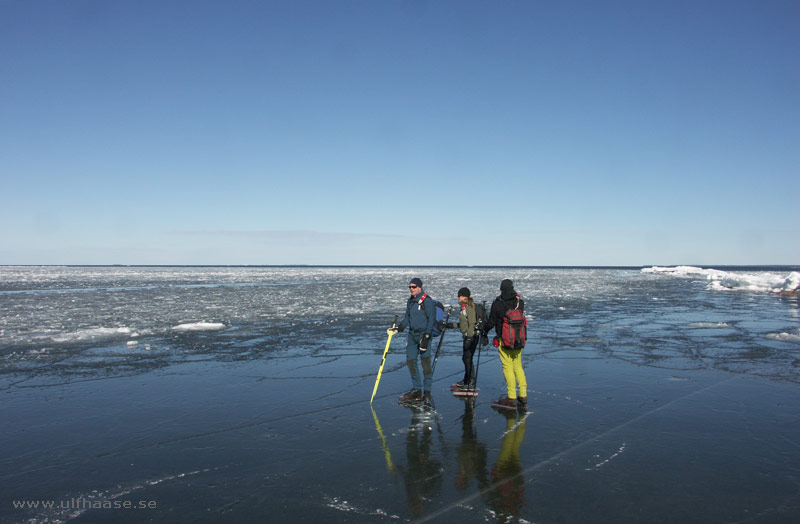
[
  {"xmin": 171, "ymin": 322, "xmax": 227, "ymax": 332},
  {"xmin": 52, "ymin": 327, "xmax": 134, "ymax": 343},
  {"xmin": 766, "ymin": 330, "xmax": 800, "ymax": 342}
]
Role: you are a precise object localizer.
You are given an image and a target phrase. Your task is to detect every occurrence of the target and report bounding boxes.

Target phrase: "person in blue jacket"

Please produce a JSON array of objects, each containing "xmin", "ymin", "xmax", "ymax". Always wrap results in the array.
[{"xmin": 390, "ymin": 278, "xmax": 436, "ymax": 402}]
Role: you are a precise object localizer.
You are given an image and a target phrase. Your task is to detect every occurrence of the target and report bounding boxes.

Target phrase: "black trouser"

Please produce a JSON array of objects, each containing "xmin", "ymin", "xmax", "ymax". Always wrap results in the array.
[{"xmin": 462, "ymin": 334, "xmax": 479, "ymax": 384}]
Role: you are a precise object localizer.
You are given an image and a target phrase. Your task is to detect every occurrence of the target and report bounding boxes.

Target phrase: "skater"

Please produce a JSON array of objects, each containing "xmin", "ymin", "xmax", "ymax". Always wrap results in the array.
[
  {"xmin": 483, "ymin": 279, "xmax": 528, "ymax": 409},
  {"xmin": 448, "ymin": 287, "xmax": 480, "ymax": 391},
  {"xmin": 390, "ymin": 278, "xmax": 436, "ymax": 402}
]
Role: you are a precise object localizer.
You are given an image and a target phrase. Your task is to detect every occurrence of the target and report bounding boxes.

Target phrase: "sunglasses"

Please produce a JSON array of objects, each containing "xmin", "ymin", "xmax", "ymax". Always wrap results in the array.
[{"xmin": 408, "ymin": 285, "xmax": 418, "ymax": 289}]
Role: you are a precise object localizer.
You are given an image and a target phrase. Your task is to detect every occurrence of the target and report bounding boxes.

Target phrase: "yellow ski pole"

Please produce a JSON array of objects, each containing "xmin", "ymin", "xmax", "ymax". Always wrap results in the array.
[{"xmin": 370, "ymin": 316, "xmax": 397, "ymax": 404}]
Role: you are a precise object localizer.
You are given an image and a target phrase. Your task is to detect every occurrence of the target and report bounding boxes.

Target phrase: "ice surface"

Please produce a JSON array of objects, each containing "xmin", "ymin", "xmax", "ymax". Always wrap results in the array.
[{"xmin": 1, "ymin": 266, "xmax": 799, "ymax": 523}]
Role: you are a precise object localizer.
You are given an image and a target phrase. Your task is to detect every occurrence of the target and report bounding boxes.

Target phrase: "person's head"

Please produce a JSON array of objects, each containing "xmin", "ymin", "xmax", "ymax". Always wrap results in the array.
[
  {"xmin": 500, "ymin": 279, "xmax": 515, "ymax": 298},
  {"xmin": 457, "ymin": 287, "xmax": 473, "ymax": 306},
  {"xmin": 408, "ymin": 278, "xmax": 423, "ymax": 297}
]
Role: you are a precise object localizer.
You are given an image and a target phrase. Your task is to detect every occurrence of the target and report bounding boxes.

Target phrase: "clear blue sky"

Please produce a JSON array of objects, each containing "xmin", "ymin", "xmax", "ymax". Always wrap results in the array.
[{"xmin": 2, "ymin": 0, "xmax": 798, "ymax": 266}]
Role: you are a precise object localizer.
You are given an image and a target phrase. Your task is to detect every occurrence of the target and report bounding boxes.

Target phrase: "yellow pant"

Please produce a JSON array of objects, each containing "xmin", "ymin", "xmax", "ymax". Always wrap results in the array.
[{"xmin": 498, "ymin": 343, "xmax": 527, "ymax": 399}]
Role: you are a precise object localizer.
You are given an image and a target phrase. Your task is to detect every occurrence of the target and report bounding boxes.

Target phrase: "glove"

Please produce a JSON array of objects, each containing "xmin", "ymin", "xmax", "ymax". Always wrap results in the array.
[
  {"xmin": 481, "ymin": 334, "xmax": 489, "ymax": 346},
  {"xmin": 418, "ymin": 333, "xmax": 431, "ymax": 352},
  {"xmin": 387, "ymin": 326, "xmax": 398, "ymax": 335}
]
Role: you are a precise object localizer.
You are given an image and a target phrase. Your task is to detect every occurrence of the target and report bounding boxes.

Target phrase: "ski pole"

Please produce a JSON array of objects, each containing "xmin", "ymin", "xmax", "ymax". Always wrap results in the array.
[
  {"xmin": 431, "ymin": 306, "xmax": 452, "ymax": 374},
  {"xmin": 370, "ymin": 315, "xmax": 397, "ymax": 404}
]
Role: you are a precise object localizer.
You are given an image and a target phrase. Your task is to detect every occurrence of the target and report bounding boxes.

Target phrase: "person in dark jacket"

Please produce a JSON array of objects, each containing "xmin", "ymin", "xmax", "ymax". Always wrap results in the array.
[
  {"xmin": 483, "ymin": 279, "xmax": 528, "ymax": 408},
  {"xmin": 391, "ymin": 278, "xmax": 436, "ymax": 402}
]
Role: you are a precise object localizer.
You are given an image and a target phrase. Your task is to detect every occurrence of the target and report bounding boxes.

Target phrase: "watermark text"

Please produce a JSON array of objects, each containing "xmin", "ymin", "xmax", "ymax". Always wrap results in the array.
[{"xmin": 12, "ymin": 497, "xmax": 157, "ymax": 511}]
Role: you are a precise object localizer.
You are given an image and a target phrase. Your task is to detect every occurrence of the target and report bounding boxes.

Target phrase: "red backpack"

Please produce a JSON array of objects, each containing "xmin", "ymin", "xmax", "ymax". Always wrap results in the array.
[{"xmin": 501, "ymin": 296, "xmax": 527, "ymax": 350}]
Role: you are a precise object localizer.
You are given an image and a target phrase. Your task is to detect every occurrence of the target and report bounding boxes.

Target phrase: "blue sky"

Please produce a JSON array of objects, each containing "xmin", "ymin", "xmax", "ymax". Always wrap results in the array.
[{"xmin": 2, "ymin": 0, "xmax": 798, "ymax": 266}]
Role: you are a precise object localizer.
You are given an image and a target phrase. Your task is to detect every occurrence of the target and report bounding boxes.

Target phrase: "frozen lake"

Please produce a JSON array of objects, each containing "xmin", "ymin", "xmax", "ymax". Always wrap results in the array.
[{"xmin": 1, "ymin": 266, "xmax": 799, "ymax": 523}]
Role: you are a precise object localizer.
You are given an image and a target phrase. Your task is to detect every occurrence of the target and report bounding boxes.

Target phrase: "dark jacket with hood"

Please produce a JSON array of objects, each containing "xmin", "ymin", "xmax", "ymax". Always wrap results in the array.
[{"xmin": 484, "ymin": 279, "xmax": 525, "ymax": 338}]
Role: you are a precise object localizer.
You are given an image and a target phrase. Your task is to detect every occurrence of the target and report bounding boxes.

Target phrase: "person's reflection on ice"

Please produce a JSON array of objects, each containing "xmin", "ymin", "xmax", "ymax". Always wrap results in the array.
[
  {"xmin": 396, "ymin": 399, "xmax": 443, "ymax": 519},
  {"xmin": 486, "ymin": 407, "xmax": 528, "ymax": 523}
]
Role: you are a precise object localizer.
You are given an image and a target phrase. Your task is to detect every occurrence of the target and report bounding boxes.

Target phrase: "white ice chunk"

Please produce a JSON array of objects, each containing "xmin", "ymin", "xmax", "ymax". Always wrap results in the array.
[
  {"xmin": 766, "ymin": 330, "xmax": 800, "ymax": 342},
  {"xmin": 643, "ymin": 267, "xmax": 800, "ymax": 294},
  {"xmin": 171, "ymin": 322, "xmax": 227, "ymax": 332},
  {"xmin": 52, "ymin": 327, "xmax": 133, "ymax": 343}
]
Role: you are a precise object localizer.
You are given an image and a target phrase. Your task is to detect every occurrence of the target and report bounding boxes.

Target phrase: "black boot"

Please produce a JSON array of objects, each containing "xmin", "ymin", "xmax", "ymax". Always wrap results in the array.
[{"xmin": 398, "ymin": 389, "xmax": 422, "ymax": 402}]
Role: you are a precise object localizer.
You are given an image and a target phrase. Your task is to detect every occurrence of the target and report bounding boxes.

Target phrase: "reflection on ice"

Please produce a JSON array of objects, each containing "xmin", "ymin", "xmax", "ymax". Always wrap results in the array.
[{"xmin": 485, "ymin": 409, "xmax": 528, "ymax": 522}]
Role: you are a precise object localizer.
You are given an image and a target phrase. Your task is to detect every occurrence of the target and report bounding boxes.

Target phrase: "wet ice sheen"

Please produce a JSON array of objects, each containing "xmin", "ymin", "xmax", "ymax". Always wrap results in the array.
[{"xmin": 1, "ymin": 266, "xmax": 799, "ymax": 523}]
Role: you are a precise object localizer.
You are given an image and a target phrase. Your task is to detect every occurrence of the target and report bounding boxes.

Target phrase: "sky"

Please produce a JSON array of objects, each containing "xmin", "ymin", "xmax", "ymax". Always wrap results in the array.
[{"xmin": 1, "ymin": 0, "xmax": 798, "ymax": 266}]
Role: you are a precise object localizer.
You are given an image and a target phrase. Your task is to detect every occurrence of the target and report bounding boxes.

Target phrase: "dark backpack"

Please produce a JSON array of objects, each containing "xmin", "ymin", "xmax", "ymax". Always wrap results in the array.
[
  {"xmin": 473, "ymin": 302, "xmax": 487, "ymax": 332},
  {"xmin": 416, "ymin": 293, "xmax": 446, "ymax": 337},
  {"xmin": 500, "ymin": 296, "xmax": 527, "ymax": 350}
]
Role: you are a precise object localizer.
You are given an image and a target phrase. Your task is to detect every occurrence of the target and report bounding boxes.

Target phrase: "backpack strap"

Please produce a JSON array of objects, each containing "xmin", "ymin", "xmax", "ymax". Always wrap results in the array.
[
  {"xmin": 409, "ymin": 292, "xmax": 427, "ymax": 303},
  {"xmin": 417, "ymin": 293, "xmax": 428, "ymax": 311}
]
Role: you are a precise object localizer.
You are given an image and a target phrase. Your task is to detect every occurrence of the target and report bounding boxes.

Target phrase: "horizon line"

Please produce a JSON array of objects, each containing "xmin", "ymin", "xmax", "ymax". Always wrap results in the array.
[{"xmin": 2, "ymin": 264, "xmax": 799, "ymax": 270}]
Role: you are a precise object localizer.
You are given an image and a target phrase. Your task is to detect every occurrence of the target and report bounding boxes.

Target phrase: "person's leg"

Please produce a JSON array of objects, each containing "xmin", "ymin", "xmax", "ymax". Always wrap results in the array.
[
  {"xmin": 421, "ymin": 356, "xmax": 433, "ymax": 393},
  {"xmin": 405, "ymin": 332, "xmax": 422, "ymax": 391},
  {"xmin": 462, "ymin": 336, "xmax": 477, "ymax": 384},
  {"xmin": 511, "ymin": 349, "xmax": 527, "ymax": 398},
  {"xmin": 498, "ymin": 344, "xmax": 517, "ymax": 399}
]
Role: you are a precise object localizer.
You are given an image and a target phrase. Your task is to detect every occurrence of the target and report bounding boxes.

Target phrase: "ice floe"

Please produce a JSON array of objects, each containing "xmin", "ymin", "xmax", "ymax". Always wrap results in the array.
[
  {"xmin": 171, "ymin": 322, "xmax": 227, "ymax": 332},
  {"xmin": 51, "ymin": 327, "xmax": 136, "ymax": 343},
  {"xmin": 766, "ymin": 330, "xmax": 800, "ymax": 342},
  {"xmin": 643, "ymin": 266, "xmax": 800, "ymax": 294}
]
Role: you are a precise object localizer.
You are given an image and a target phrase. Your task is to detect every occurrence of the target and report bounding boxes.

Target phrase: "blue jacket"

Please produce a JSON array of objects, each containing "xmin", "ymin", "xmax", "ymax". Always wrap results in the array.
[{"xmin": 399, "ymin": 292, "xmax": 436, "ymax": 334}]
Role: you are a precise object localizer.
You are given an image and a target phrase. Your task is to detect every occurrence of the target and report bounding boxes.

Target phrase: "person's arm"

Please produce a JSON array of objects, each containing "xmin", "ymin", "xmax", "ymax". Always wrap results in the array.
[
  {"xmin": 423, "ymin": 297, "xmax": 436, "ymax": 335},
  {"xmin": 483, "ymin": 299, "xmax": 499, "ymax": 334},
  {"xmin": 396, "ymin": 300, "xmax": 410, "ymax": 331}
]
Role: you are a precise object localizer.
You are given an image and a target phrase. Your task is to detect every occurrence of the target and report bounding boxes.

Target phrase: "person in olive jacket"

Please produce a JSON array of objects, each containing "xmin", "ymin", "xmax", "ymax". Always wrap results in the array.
[{"xmin": 448, "ymin": 287, "xmax": 480, "ymax": 390}]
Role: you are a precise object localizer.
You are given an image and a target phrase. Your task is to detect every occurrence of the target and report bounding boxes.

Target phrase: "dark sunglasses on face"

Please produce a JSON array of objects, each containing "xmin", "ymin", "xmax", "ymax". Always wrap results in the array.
[{"xmin": 409, "ymin": 285, "xmax": 418, "ymax": 289}]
